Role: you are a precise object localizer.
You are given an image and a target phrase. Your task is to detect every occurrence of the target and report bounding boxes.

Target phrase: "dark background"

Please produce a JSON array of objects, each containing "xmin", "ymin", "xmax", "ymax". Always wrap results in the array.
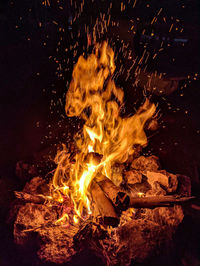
[{"xmin": 0, "ymin": 0, "xmax": 200, "ymax": 265}]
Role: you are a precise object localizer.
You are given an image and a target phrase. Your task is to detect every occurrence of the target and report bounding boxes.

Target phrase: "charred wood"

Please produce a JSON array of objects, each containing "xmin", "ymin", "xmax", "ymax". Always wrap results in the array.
[
  {"xmin": 96, "ymin": 174, "xmax": 129, "ymax": 211},
  {"xmin": 90, "ymin": 180, "xmax": 119, "ymax": 227},
  {"xmin": 14, "ymin": 191, "xmax": 48, "ymax": 204}
]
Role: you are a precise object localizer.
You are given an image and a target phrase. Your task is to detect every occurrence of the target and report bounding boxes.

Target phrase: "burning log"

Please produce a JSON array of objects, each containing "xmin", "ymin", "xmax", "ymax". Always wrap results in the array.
[
  {"xmin": 14, "ymin": 191, "xmax": 49, "ymax": 204},
  {"xmin": 90, "ymin": 180, "xmax": 119, "ymax": 227},
  {"xmin": 96, "ymin": 174, "xmax": 129, "ymax": 211},
  {"xmin": 129, "ymin": 195, "xmax": 195, "ymax": 209}
]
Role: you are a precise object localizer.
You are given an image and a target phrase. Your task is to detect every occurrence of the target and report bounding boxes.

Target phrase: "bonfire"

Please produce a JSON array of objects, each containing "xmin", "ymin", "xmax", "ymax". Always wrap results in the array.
[{"xmin": 12, "ymin": 42, "xmax": 194, "ymax": 265}]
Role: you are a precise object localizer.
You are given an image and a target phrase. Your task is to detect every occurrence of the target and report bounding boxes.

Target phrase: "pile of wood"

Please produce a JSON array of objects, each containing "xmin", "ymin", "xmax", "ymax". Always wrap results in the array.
[
  {"xmin": 89, "ymin": 173, "xmax": 193, "ymax": 227},
  {"xmin": 10, "ymin": 155, "xmax": 195, "ymax": 265}
]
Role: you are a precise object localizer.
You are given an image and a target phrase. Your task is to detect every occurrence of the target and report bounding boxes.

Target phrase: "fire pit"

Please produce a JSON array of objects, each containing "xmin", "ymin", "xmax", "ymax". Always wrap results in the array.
[{"xmin": 11, "ymin": 42, "xmax": 194, "ymax": 265}]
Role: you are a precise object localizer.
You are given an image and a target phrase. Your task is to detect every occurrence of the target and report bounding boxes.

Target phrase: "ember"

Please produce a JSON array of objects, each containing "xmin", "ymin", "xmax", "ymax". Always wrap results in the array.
[{"xmin": 12, "ymin": 42, "xmax": 195, "ymax": 265}]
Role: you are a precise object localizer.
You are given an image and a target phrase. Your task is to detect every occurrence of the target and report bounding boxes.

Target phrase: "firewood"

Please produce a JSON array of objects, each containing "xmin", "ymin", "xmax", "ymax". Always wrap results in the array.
[
  {"xmin": 90, "ymin": 181, "xmax": 119, "ymax": 227},
  {"xmin": 129, "ymin": 195, "xmax": 195, "ymax": 209},
  {"xmin": 96, "ymin": 174, "xmax": 195, "ymax": 211},
  {"xmin": 96, "ymin": 174, "xmax": 129, "ymax": 211},
  {"xmin": 14, "ymin": 191, "xmax": 50, "ymax": 204}
]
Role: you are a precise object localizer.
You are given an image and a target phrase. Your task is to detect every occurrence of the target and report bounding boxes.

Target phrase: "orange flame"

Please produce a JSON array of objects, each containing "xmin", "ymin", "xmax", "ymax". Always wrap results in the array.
[{"xmin": 51, "ymin": 42, "xmax": 156, "ymax": 223}]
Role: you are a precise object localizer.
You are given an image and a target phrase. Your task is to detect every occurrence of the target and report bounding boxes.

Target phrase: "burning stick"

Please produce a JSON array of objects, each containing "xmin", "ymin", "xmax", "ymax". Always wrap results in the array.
[
  {"xmin": 129, "ymin": 195, "xmax": 195, "ymax": 209},
  {"xmin": 14, "ymin": 191, "xmax": 51, "ymax": 204},
  {"xmin": 90, "ymin": 180, "xmax": 119, "ymax": 227}
]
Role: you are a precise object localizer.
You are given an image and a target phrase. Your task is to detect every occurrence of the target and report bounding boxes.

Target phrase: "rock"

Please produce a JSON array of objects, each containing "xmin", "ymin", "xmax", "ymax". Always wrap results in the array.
[
  {"xmin": 166, "ymin": 171, "xmax": 179, "ymax": 193},
  {"xmin": 8, "ymin": 177, "xmax": 49, "ymax": 225},
  {"xmin": 129, "ymin": 156, "xmax": 181, "ymax": 194},
  {"xmin": 94, "ymin": 217, "xmax": 182, "ymax": 266},
  {"xmin": 38, "ymin": 224, "xmax": 78, "ymax": 264},
  {"xmin": 128, "ymin": 182, "xmax": 151, "ymax": 196},
  {"xmin": 146, "ymin": 181, "xmax": 166, "ymax": 196},
  {"xmin": 146, "ymin": 171, "xmax": 169, "ymax": 188},
  {"xmin": 131, "ymin": 156, "xmax": 160, "ymax": 172},
  {"xmin": 156, "ymin": 205, "xmax": 184, "ymax": 227},
  {"xmin": 14, "ymin": 203, "xmax": 58, "ymax": 245},
  {"xmin": 14, "ymin": 202, "xmax": 79, "ymax": 264},
  {"xmin": 145, "ymin": 170, "xmax": 178, "ymax": 193},
  {"xmin": 143, "ymin": 205, "xmax": 184, "ymax": 228},
  {"xmin": 126, "ymin": 157, "xmax": 179, "ymax": 196},
  {"xmin": 125, "ymin": 170, "xmax": 142, "ymax": 185}
]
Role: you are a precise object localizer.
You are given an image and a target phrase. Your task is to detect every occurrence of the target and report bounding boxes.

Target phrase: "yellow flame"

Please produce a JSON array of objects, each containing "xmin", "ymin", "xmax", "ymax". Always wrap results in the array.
[
  {"xmin": 137, "ymin": 192, "xmax": 145, "ymax": 198},
  {"xmin": 129, "ymin": 208, "xmax": 136, "ymax": 215},
  {"xmin": 51, "ymin": 42, "xmax": 156, "ymax": 223},
  {"xmin": 55, "ymin": 213, "xmax": 69, "ymax": 225},
  {"xmin": 73, "ymin": 215, "xmax": 79, "ymax": 224}
]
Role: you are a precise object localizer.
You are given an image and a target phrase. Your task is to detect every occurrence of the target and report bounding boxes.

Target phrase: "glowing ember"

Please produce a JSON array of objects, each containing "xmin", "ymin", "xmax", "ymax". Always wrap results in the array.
[{"xmin": 50, "ymin": 42, "xmax": 156, "ymax": 223}]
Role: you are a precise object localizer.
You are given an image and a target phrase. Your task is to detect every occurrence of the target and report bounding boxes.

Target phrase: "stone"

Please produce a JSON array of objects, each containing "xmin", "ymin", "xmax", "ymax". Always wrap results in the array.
[
  {"xmin": 146, "ymin": 181, "xmax": 166, "ymax": 196},
  {"xmin": 38, "ymin": 224, "xmax": 78, "ymax": 264},
  {"xmin": 14, "ymin": 203, "xmax": 58, "ymax": 245},
  {"xmin": 14, "ymin": 202, "xmax": 79, "ymax": 264},
  {"xmin": 131, "ymin": 156, "xmax": 160, "ymax": 172},
  {"xmin": 146, "ymin": 171, "xmax": 169, "ymax": 188},
  {"xmin": 145, "ymin": 170, "xmax": 178, "ymax": 193},
  {"xmin": 125, "ymin": 170, "xmax": 142, "ymax": 185}
]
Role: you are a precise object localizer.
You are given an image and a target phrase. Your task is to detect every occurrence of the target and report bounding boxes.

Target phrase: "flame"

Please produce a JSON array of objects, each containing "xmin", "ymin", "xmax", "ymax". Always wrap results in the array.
[
  {"xmin": 55, "ymin": 213, "xmax": 69, "ymax": 225},
  {"xmin": 51, "ymin": 42, "xmax": 156, "ymax": 223},
  {"xmin": 137, "ymin": 192, "xmax": 145, "ymax": 197}
]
